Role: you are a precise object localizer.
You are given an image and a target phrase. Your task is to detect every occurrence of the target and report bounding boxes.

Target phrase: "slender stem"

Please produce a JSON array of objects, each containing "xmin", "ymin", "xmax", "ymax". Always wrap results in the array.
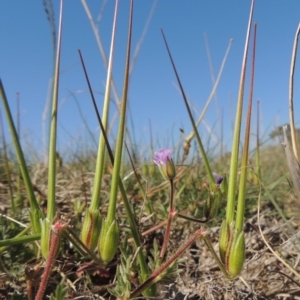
[
  {"xmin": 0, "ymin": 80, "xmax": 40, "ymax": 211},
  {"xmin": 236, "ymin": 22, "xmax": 256, "ymax": 231},
  {"xmin": 184, "ymin": 38, "xmax": 233, "ymax": 153},
  {"xmin": 35, "ymin": 221, "xmax": 65, "ymax": 300},
  {"xmin": 47, "ymin": 0, "xmax": 64, "ymax": 221},
  {"xmin": 0, "ymin": 111, "xmax": 15, "ymax": 214},
  {"xmin": 160, "ymin": 179, "xmax": 175, "ymax": 258},
  {"xmin": 177, "ymin": 213, "xmax": 208, "ymax": 224},
  {"xmin": 289, "ymin": 23, "xmax": 300, "ymax": 162},
  {"xmin": 202, "ymin": 234, "xmax": 233, "ymax": 280},
  {"xmin": 161, "ymin": 29, "xmax": 215, "ymax": 187},
  {"xmin": 255, "ymin": 100, "xmax": 261, "ymax": 182},
  {"xmin": 226, "ymin": 0, "xmax": 254, "ymax": 224},
  {"xmin": 89, "ymin": 0, "xmax": 119, "ymax": 211},
  {"xmin": 0, "ymin": 227, "xmax": 36, "ymax": 251},
  {"xmin": 106, "ymin": 0, "xmax": 133, "ymax": 224}
]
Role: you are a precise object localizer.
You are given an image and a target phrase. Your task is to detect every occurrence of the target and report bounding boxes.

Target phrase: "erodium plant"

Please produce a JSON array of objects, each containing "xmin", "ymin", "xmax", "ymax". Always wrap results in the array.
[
  {"xmin": 0, "ymin": 0, "xmax": 260, "ymax": 299},
  {"xmin": 160, "ymin": 0, "xmax": 256, "ymax": 280}
]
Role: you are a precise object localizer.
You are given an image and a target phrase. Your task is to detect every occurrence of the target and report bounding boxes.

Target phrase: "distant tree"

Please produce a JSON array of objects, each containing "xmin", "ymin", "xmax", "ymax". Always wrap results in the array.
[
  {"xmin": 269, "ymin": 124, "xmax": 290, "ymax": 140},
  {"xmin": 269, "ymin": 124, "xmax": 300, "ymax": 143}
]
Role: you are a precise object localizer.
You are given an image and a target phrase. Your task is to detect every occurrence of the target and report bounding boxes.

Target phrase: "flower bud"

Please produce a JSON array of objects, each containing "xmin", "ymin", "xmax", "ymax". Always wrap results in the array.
[
  {"xmin": 98, "ymin": 218, "xmax": 119, "ymax": 264},
  {"xmin": 80, "ymin": 209, "xmax": 102, "ymax": 250},
  {"xmin": 153, "ymin": 148, "xmax": 176, "ymax": 180},
  {"xmin": 213, "ymin": 172, "xmax": 223, "ymax": 185}
]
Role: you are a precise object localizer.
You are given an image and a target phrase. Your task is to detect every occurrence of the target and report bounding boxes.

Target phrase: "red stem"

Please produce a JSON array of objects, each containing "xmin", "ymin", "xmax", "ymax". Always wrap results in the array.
[
  {"xmin": 160, "ymin": 179, "xmax": 175, "ymax": 258},
  {"xmin": 131, "ymin": 227, "xmax": 204, "ymax": 299},
  {"xmin": 35, "ymin": 221, "xmax": 65, "ymax": 300}
]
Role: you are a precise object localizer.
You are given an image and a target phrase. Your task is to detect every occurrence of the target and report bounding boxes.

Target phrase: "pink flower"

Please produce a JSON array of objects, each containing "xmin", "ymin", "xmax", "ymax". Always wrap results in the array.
[{"xmin": 153, "ymin": 148, "xmax": 176, "ymax": 180}]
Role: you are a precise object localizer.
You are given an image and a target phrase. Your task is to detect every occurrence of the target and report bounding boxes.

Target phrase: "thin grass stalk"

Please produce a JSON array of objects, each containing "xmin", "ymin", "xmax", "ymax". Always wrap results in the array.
[
  {"xmin": 90, "ymin": 0, "xmax": 119, "ymax": 211},
  {"xmin": 16, "ymin": 92, "xmax": 24, "ymax": 209},
  {"xmin": 81, "ymin": 0, "xmax": 121, "ymax": 110},
  {"xmin": 46, "ymin": 0, "xmax": 64, "ymax": 221},
  {"xmin": 283, "ymin": 125, "xmax": 300, "ymax": 208},
  {"xmin": 255, "ymin": 100, "xmax": 261, "ymax": 183},
  {"xmin": 160, "ymin": 29, "xmax": 215, "ymax": 187},
  {"xmin": 0, "ymin": 231, "xmax": 40, "ymax": 249},
  {"xmin": 42, "ymin": 1, "xmax": 56, "ymax": 163},
  {"xmin": 0, "ymin": 112, "xmax": 15, "ymax": 214},
  {"xmin": 68, "ymin": 90, "xmax": 97, "ymax": 147},
  {"xmin": 288, "ymin": 23, "xmax": 300, "ymax": 161},
  {"xmin": 129, "ymin": 0, "xmax": 157, "ymax": 75},
  {"xmin": 183, "ymin": 38, "xmax": 232, "ymax": 160},
  {"xmin": 236, "ymin": 23, "xmax": 256, "ymax": 231},
  {"xmin": 124, "ymin": 143, "xmax": 155, "ymax": 220},
  {"xmin": 226, "ymin": 0, "xmax": 254, "ymax": 224},
  {"xmin": 0, "ymin": 80, "xmax": 41, "ymax": 232}
]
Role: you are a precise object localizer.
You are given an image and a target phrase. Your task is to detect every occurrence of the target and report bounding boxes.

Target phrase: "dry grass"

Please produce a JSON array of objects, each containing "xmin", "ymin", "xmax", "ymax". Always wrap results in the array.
[{"xmin": 1, "ymin": 143, "xmax": 300, "ymax": 299}]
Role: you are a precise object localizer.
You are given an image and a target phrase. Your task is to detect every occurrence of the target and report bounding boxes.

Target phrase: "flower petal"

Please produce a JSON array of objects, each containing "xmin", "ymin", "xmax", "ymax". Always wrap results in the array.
[{"xmin": 153, "ymin": 148, "xmax": 171, "ymax": 166}]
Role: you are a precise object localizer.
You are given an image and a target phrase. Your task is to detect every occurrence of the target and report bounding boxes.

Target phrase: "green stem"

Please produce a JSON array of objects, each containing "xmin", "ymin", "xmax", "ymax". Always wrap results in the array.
[
  {"xmin": 106, "ymin": 0, "xmax": 132, "ymax": 224},
  {"xmin": 0, "ymin": 227, "xmax": 36, "ymax": 251},
  {"xmin": 202, "ymin": 234, "xmax": 233, "ymax": 280},
  {"xmin": 160, "ymin": 179, "xmax": 175, "ymax": 258},
  {"xmin": 255, "ymin": 101, "xmax": 261, "ymax": 182},
  {"xmin": 236, "ymin": 22, "xmax": 256, "ymax": 231},
  {"xmin": 0, "ymin": 111, "xmax": 15, "ymax": 214},
  {"xmin": 89, "ymin": 0, "xmax": 119, "ymax": 211},
  {"xmin": 47, "ymin": 0, "xmax": 64, "ymax": 221},
  {"xmin": 226, "ymin": 0, "xmax": 254, "ymax": 224},
  {"xmin": 160, "ymin": 29, "xmax": 215, "ymax": 187},
  {"xmin": 0, "ymin": 81, "xmax": 39, "ymax": 212},
  {"xmin": 0, "ymin": 80, "xmax": 41, "ymax": 233}
]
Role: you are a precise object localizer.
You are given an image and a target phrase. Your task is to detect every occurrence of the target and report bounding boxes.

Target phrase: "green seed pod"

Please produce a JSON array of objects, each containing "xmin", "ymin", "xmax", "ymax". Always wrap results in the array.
[
  {"xmin": 219, "ymin": 220, "xmax": 230, "ymax": 264},
  {"xmin": 227, "ymin": 230, "xmax": 245, "ymax": 277},
  {"xmin": 98, "ymin": 218, "xmax": 119, "ymax": 264},
  {"xmin": 165, "ymin": 158, "xmax": 176, "ymax": 179},
  {"xmin": 80, "ymin": 209, "xmax": 102, "ymax": 250}
]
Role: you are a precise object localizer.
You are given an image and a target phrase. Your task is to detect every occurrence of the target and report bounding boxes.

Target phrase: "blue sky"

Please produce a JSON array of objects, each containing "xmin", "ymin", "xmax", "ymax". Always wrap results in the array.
[{"xmin": 1, "ymin": 1, "xmax": 300, "ymax": 161}]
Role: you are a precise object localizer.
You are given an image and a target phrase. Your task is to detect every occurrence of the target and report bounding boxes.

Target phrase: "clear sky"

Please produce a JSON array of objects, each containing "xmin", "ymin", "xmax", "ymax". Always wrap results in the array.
[{"xmin": 1, "ymin": 1, "xmax": 300, "ymax": 161}]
